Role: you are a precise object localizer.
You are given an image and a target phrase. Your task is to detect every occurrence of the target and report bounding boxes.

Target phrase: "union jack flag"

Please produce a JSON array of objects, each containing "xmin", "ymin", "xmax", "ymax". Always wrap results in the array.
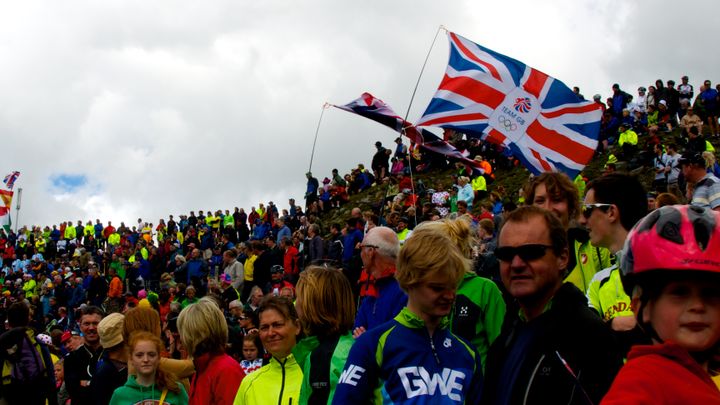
[
  {"xmin": 417, "ymin": 32, "xmax": 602, "ymax": 176},
  {"xmin": 3, "ymin": 171, "xmax": 20, "ymax": 190},
  {"xmin": 333, "ymin": 92, "xmax": 484, "ymax": 174}
]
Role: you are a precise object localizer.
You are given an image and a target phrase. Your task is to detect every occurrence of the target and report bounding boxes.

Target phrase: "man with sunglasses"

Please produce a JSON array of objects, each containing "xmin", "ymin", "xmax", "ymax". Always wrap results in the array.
[
  {"xmin": 524, "ymin": 172, "xmax": 612, "ymax": 293},
  {"xmin": 482, "ymin": 206, "xmax": 621, "ymax": 405},
  {"xmin": 580, "ymin": 174, "xmax": 647, "ymax": 343}
]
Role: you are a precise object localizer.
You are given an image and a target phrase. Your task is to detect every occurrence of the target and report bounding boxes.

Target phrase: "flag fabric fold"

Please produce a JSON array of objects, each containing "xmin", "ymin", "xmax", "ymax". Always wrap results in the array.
[
  {"xmin": 3, "ymin": 171, "xmax": 20, "ymax": 190},
  {"xmin": 417, "ymin": 31, "xmax": 602, "ymax": 177},
  {"xmin": 333, "ymin": 93, "xmax": 484, "ymax": 174}
]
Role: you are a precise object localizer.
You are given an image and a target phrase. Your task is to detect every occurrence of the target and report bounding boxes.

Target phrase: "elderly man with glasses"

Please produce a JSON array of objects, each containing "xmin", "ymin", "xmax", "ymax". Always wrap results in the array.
[{"xmin": 352, "ymin": 226, "xmax": 406, "ymax": 339}]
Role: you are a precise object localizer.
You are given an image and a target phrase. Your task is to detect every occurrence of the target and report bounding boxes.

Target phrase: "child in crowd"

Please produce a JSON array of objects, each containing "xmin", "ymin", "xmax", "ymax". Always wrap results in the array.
[
  {"xmin": 110, "ymin": 331, "xmax": 188, "ymax": 405},
  {"xmin": 602, "ymin": 205, "xmax": 720, "ymax": 403},
  {"xmin": 239, "ymin": 332, "xmax": 264, "ymax": 375}
]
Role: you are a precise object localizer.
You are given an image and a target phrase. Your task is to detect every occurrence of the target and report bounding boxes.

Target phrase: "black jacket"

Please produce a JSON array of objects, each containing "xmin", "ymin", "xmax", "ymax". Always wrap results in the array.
[{"xmin": 481, "ymin": 283, "xmax": 623, "ymax": 405}]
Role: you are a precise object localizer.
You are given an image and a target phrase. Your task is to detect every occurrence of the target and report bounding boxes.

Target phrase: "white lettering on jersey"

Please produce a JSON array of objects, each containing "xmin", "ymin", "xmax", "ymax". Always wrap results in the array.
[
  {"xmin": 397, "ymin": 367, "xmax": 466, "ymax": 401},
  {"xmin": 338, "ymin": 364, "xmax": 366, "ymax": 386}
]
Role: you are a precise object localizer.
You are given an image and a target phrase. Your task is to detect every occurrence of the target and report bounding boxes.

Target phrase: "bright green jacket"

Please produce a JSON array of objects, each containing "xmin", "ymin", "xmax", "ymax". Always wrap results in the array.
[
  {"xmin": 586, "ymin": 264, "xmax": 633, "ymax": 322},
  {"xmin": 564, "ymin": 230, "xmax": 612, "ymax": 294},
  {"xmin": 234, "ymin": 354, "xmax": 302, "ymax": 405},
  {"xmin": 618, "ymin": 129, "xmax": 638, "ymax": 146},
  {"xmin": 296, "ymin": 333, "xmax": 354, "ymax": 405},
  {"xmin": 223, "ymin": 215, "xmax": 235, "ymax": 228},
  {"xmin": 471, "ymin": 175, "xmax": 487, "ymax": 192},
  {"xmin": 108, "ymin": 233, "xmax": 121, "ymax": 246},
  {"xmin": 64, "ymin": 226, "xmax": 76, "ymax": 240},
  {"xmin": 451, "ymin": 271, "xmax": 506, "ymax": 371},
  {"xmin": 83, "ymin": 224, "xmax": 94, "ymax": 236},
  {"xmin": 574, "ymin": 174, "xmax": 586, "ymax": 199}
]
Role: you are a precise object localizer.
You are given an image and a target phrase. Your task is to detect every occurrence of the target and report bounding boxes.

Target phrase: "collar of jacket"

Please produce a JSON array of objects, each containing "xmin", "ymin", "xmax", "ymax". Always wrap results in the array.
[{"xmin": 394, "ymin": 307, "xmax": 450, "ymax": 330}]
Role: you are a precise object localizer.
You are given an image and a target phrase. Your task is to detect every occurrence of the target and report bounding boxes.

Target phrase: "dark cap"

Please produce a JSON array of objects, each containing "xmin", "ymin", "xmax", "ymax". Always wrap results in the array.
[
  {"xmin": 678, "ymin": 152, "xmax": 705, "ymax": 166},
  {"xmin": 270, "ymin": 265, "xmax": 284, "ymax": 274}
]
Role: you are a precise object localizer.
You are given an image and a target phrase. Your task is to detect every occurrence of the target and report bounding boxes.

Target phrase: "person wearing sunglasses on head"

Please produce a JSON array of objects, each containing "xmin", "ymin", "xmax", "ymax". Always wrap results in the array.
[
  {"xmin": 580, "ymin": 174, "xmax": 648, "ymax": 355},
  {"xmin": 481, "ymin": 206, "xmax": 622, "ymax": 405},
  {"xmin": 524, "ymin": 172, "xmax": 613, "ymax": 294}
]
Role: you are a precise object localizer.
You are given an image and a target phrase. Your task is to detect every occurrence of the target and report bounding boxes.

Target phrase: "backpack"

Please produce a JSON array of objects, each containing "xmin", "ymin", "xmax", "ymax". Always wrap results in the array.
[{"xmin": 0, "ymin": 327, "xmax": 51, "ymax": 386}]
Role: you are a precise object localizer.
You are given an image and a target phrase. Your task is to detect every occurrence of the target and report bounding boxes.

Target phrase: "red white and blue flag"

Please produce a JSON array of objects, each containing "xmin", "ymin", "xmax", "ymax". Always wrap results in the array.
[
  {"xmin": 333, "ymin": 92, "xmax": 485, "ymax": 174},
  {"xmin": 3, "ymin": 171, "xmax": 20, "ymax": 190},
  {"xmin": 417, "ymin": 32, "xmax": 602, "ymax": 176}
]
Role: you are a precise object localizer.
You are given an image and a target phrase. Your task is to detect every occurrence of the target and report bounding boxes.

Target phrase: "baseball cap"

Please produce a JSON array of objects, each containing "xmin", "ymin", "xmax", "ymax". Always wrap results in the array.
[{"xmin": 678, "ymin": 152, "xmax": 705, "ymax": 166}]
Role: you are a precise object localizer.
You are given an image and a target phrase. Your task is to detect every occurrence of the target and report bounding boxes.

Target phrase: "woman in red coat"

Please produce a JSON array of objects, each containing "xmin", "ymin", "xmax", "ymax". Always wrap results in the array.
[{"xmin": 178, "ymin": 297, "xmax": 246, "ymax": 404}]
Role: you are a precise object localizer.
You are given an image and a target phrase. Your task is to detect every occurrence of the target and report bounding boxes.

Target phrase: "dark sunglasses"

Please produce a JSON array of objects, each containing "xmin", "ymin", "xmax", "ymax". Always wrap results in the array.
[
  {"xmin": 495, "ymin": 244, "xmax": 553, "ymax": 262},
  {"xmin": 582, "ymin": 203, "xmax": 613, "ymax": 219}
]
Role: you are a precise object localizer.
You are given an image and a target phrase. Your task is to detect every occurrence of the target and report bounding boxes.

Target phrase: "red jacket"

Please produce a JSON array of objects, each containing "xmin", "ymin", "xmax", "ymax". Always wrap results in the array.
[
  {"xmin": 601, "ymin": 342, "xmax": 720, "ymax": 404},
  {"xmin": 283, "ymin": 246, "xmax": 299, "ymax": 276},
  {"xmin": 189, "ymin": 352, "xmax": 245, "ymax": 405}
]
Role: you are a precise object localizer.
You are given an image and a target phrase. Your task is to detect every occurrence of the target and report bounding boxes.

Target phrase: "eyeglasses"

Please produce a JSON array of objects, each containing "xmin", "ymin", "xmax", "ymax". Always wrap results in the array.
[
  {"xmin": 582, "ymin": 203, "xmax": 613, "ymax": 219},
  {"xmin": 359, "ymin": 244, "xmax": 378, "ymax": 250},
  {"xmin": 495, "ymin": 244, "xmax": 553, "ymax": 262}
]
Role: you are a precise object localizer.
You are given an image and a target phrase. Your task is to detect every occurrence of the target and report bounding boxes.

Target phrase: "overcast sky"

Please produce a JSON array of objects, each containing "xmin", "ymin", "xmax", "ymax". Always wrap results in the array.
[{"xmin": 2, "ymin": 0, "xmax": 718, "ymax": 229}]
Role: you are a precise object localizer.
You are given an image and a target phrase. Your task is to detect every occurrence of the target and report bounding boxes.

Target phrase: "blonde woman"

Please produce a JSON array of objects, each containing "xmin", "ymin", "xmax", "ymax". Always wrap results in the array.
[
  {"xmin": 178, "ymin": 297, "xmax": 245, "ymax": 404},
  {"xmin": 294, "ymin": 266, "xmax": 356, "ymax": 404}
]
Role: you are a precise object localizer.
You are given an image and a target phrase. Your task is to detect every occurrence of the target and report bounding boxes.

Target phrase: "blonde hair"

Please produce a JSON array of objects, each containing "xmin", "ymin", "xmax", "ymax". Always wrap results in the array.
[
  {"xmin": 413, "ymin": 217, "xmax": 475, "ymax": 260},
  {"xmin": 296, "ymin": 266, "xmax": 355, "ymax": 337},
  {"xmin": 702, "ymin": 151, "xmax": 717, "ymax": 169},
  {"xmin": 123, "ymin": 307, "xmax": 161, "ymax": 342},
  {"xmin": 177, "ymin": 297, "xmax": 228, "ymax": 357},
  {"xmin": 396, "ymin": 228, "xmax": 469, "ymax": 291},
  {"xmin": 128, "ymin": 331, "xmax": 180, "ymax": 393}
]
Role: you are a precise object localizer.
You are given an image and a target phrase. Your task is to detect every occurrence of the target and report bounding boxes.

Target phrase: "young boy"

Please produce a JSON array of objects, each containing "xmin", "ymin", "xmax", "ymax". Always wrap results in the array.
[{"xmin": 602, "ymin": 205, "xmax": 720, "ymax": 403}]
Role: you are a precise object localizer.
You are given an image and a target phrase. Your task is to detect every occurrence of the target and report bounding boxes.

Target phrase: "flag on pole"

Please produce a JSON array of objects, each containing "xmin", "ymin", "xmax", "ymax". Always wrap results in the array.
[
  {"xmin": 0, "ymin": 189, "xmax": 13, "ymax": 233},
  {"xmin": 417, "ymin": 32, "xmax": 602, "ymax": 177},
  {"xmin": 3, "ymin": 171, "xmax": 20, "ymax": 190},
  {"xmin": 333, "ymin": 92, "xmax": 485, "ymax": 174}
]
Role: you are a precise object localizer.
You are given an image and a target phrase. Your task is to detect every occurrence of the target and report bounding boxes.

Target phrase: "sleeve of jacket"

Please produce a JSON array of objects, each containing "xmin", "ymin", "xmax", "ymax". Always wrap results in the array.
[
  {"xmin": 353, "ymin": 298, "xmax": 370, "ymax": 330},
  {"xmin": 212, "ymin": 363, "xmax": 246, "ymax": 404},
  {"xmin": 331, "ymin": 330, "xmax": 380, "ymax": 405},
  {"xmin": 481, "ymin": 282, "xmax": 506, "ymax": 346}
]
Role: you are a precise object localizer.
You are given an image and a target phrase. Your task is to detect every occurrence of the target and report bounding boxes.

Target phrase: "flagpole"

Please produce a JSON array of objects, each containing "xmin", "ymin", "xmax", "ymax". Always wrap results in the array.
[
  {"xmin": 14, "ymin": 187, "xmax": 22, "ymax": 233},
  {"xmin": 401, "ymin": 25, "xmax": 445, "ymax": 225},
  {"xmin": 308, "ymin": 103, "xmax": 331, "ymax": 174}
]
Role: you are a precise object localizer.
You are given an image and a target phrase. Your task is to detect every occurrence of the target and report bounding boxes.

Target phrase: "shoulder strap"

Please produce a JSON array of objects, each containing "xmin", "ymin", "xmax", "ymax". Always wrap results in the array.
[{"xmin": 159, "ymin": 388, "xmax": 168, "ymax": 404}]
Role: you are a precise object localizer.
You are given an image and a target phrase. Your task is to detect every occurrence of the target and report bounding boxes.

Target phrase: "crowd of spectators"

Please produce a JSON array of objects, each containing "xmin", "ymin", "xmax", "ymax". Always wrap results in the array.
[{"xmin": 0, "ymin": 75, "xmax": 719, "ymax": 404}]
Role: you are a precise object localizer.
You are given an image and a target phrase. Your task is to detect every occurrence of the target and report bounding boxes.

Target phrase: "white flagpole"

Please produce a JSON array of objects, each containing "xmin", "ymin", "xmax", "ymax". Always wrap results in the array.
[
  {"xmin": 401, "ymin": 25, "xmax": 445, "ymax": 225},
  {"xmin": 308, "ymin": 103, "xmax": 331, "ymax": 174},
  {"xmin": 14, "ymin": 187, "xmax": 22, "ymax": 233}
]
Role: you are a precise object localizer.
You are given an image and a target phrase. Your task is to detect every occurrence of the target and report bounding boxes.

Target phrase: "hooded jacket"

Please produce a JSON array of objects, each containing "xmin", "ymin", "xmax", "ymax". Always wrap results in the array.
[
  {"xmin": 601, "ymin": 342, "xmax": 720, "ymax": 404},
  {"xmin": 109, "ymin": 375, "xmax": 188, "ymax": 405},
  {"xmin": 234, "ymin": 353, "xmax": 302, "ymax": 405}
]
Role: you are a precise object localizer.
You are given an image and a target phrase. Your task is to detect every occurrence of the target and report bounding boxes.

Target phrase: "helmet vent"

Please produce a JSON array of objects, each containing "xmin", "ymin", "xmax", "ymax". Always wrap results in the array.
[{"xmin": 656, "ymin": 209, "xmax": 683, "ymax": 244}]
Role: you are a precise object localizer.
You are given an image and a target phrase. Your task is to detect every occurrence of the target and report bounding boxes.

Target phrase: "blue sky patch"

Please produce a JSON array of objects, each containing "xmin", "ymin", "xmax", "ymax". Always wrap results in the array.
[{"xmin": 50, "ymin": 174, "xmax": 88, "ymax": 193}]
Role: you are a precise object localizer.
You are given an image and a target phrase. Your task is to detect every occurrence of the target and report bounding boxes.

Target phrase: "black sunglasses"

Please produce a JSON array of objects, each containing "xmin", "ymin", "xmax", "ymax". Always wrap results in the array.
[
  {"xmin": 495, "ymin": 244, "xmax": 553, "ymax": 262},
  {"xmin": 582, "ymin": 203, "xmax": 613, "ymax": 219}
]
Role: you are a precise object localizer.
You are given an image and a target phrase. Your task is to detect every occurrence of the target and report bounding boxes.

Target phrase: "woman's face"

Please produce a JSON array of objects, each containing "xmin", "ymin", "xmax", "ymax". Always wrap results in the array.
[
  {"xmin": 131, "ymin": 340, "xmax": 160, "ymax": 378},
  {"xmin": 242, "ymin": 340, "xmax": 259, "ymax": 361},
  {"xmin": 251, "ymin": 290, "xmax": 264, "ymax": 306},
  {"xmin": 259, "ymin": 309, "xmax": 300, "ymax": 359}
]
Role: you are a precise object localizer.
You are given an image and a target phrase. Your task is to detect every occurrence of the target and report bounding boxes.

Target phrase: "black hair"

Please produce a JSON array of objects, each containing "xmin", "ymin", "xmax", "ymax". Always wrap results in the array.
[{"xmin": 587, "ymin": 173, "xmax": 648, "ymax": 231}]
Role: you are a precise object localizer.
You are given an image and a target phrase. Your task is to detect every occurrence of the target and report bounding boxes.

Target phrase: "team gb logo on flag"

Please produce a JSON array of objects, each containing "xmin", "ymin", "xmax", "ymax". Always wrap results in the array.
[{"xmin": 514, "ymin": 97, "xmax": 532, "ymax": 113}]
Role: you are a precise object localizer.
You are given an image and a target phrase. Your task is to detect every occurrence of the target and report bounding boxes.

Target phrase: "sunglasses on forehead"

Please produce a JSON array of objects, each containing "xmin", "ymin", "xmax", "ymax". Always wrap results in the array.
[
  {"xmin": 582, "ymin": 203, "xmax": 613, "ymax": 219},
  {"xmin": 495, "ymin": 244, "xmax": 553, "ymax": 262}
]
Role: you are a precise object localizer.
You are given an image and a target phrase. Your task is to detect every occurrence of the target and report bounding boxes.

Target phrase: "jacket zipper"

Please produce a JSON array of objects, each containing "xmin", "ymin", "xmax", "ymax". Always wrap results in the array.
[
  {"xmin": 428, "ymin": 331, "xmax": 441, "ymax": 365},
  {"xmin": 523, "ymin": 354, "xmax": 545, "ymax": 405},
  {"xmin": 277, "ymin": 357, "xmax": 287, "ymax": 405}
]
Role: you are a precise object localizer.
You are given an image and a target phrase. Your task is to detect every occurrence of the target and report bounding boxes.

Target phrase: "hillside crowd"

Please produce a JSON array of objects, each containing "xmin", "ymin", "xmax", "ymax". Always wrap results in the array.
[{"xmin": 1, "ymin": 76, "xmax": 719, "ymax": 404}]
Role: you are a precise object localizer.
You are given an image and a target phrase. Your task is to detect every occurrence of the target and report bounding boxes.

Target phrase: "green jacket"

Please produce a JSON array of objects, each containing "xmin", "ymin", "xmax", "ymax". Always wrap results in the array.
[
  {"xmin": 564, "ymin": 228, "xmax": 612, "ymax": 294},
  {"xmin": 234, "ymin": 354, "xmax": 302, "ymax": 405},
  {"xmin": 586, "ymin": 263, "xmax": 632, "ymax": 322},
  {"xmin": 296, "ymin": 333, "xmax": 354, "ymax": 405},
  {"xmin": 110, "ymin": 375, "xmax": 188, "ymax": 405},
  {"xmin": 451, "ymin": 271, "xmax": 506, "ymax": 371}
]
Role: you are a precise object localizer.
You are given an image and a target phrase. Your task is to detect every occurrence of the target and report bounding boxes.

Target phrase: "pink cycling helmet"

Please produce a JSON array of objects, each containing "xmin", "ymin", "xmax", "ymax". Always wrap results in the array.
[{"xmin": 622, "ymin": 205, "xmax": 720, "ymax": 290}]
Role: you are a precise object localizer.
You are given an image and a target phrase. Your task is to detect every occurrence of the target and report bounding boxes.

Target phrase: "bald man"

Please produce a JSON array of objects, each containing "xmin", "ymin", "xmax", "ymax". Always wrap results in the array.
[{"xmin": 353, "ymin": 226, "xmax": 407, "ymax": 338}]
